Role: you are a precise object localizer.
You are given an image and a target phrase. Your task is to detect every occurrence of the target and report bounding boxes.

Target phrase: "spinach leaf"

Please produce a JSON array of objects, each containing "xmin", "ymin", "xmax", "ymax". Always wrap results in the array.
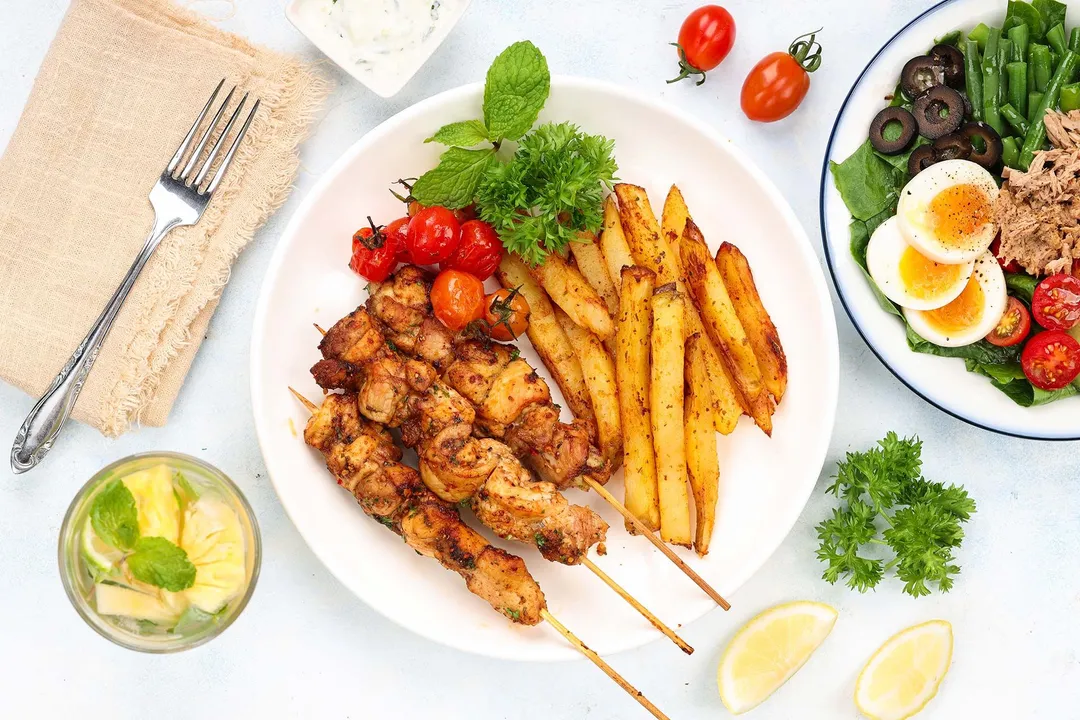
[
  {"xmin": 906, "ymin": 326, "xmax": 1023, "ymax": 365},
  {"xmin": 1005, "ymin": 273, "xmax": 1038, "ymax": 304},
  {"xmin": 830, "ymin": 140, "xmax": 905, "ymax": 221},
  {"xmin": 1006, "ymin": 0, "xmax": 1046, "ymax": 38},
  {"xmin": 1033, "ymin": 0, "xmax": 1067, "ymax": 36}
]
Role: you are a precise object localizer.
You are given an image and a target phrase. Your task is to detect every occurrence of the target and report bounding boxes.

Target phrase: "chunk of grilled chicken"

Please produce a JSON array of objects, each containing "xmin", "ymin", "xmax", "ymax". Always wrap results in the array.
[
  {"xmin": 313, "ymin": 309, "xmax": 608, "ymax": 565},
  {"xmin": 366, "ymin": 265, "xmax": 610, "ymax": 491},
  {"xmin": 303, "ymin": 392, "xmax": 545, "ymax": 625}
]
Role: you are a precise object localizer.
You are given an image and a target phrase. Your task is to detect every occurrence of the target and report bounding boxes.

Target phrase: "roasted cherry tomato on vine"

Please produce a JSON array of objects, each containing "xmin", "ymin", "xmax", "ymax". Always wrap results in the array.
[
  {"xmin": 1031, "ymin": 274, "xmax": 1080, "ymax": 331},
  {"xmin": 1022, "ymin": 330, "xmax": 1080, "ymax": 390},
  {"xmin": 406, "ymin": 206, "xmax": 461, "ymax": 265},
  {"xmin": 985, "ymin": 296, "xmax": 1031, "ymax": 347},
  {"xmin": 349, "ymin": 218, "xmax": 400, "ymax": 283},
  {"xmin": 384, "ymin": 216, "xmax": 412, "ymax": 262},
  {"xmin": 441, "ymin": 220, "xmax": 503, "ymax": 280},
  {"xmin": 668, "ymin": 5, "xmax": 736, "ymax": 86},
  {"xmin": 989, "ymin": 236, "xmax": 1022, "ymax": 273},
  {"xmin": 741, "ymin": 29, "xmax": 823, "ymax": 122},
  {"xmin": 484, "ymin": 287, "xmax": 531, "ymax": 341},
  {"xmin": 431, "ymin": 270, "xmax": 486, "ymax": 331}
]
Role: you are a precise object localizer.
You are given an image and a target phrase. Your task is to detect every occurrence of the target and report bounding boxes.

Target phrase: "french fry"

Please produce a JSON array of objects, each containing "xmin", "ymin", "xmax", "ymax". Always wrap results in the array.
[
  {"xmin": 650, "ymin": 284, "xmax": 692, "ymax": 548},
  {"xmin": 531, "ymin": 252, "xmax": 614, "ymax": 340},
  {"xmin": 616, "ymin": 266, "xmax": 660, "ymax": 532},
  {"xmin": 661, "ymin": 185, "xmax": 692, "ymax": 254},
  {"xmin": 680, "ymin": 220, "xmax": 773, "ymax": 436},
  {"xmin": 716, "ymin": 242, "xmax": 788, "ymax": 403},
  {"xmin": 555, "ymin": 308, "xmax": 622, "ymax": 468},
  {"xmin": 614, "ymin": 183, "xmax": 680, "ymax": 285},
  {"xmin": 569, "ymin": 232, "xmax": 620, "ymax": 355},
  {"xmin": 600, "ymin": 195, "xmax": 635, "ymax": 285},
  {"xmin": 497, "ymin": 254, "xmax": 596, "ymax": 436},
  {"xmin": 685, "ymin": 333, "xmax": 720, "ymax": 557}
]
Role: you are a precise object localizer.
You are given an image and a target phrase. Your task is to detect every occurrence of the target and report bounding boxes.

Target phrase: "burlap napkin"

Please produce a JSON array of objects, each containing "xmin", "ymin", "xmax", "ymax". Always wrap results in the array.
[{"xmin": 0, "ymin": 0, "xmax": 331, "ymax": 436}]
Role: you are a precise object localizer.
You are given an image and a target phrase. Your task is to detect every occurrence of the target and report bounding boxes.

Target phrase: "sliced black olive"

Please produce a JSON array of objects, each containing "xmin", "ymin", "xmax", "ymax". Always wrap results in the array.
[
  {"xmin": 869, "ymin": 107, "xmax": 918, "ymax": 154},
  {"xmin": 912, "ymin": 86, "xmax": 966, "ymax": 139},
  {"xmin": 959, "ymin": 121, "xmax": 1004, "ymax": 168},
  {"xmin": 932, "ymin": 132, "xmax": 972, "ymax": 162},
  {"xmin": 930, "ymin": 44, "xmax": 965, "ymax": 88},
  {"xmin": 901, "ymin": 55, "xmax": 947, "ymax": 98},
  {"xmin": 908, "ymin": 145, "xmax": 938, "ymax": 176}
]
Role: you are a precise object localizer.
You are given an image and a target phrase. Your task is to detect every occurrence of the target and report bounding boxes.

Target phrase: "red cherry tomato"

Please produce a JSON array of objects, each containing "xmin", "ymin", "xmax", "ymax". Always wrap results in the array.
[
  {"xmin": 406, "ymin": 206, "xmax": 461, "ymax": 265},
  {"xmin": 348, "ymin": 220, "xmax": 400, "ymax": 282},
  {"xmin": 431, "ymin": 270, "xmax": 486, "ymax": 331},
  {"xmin": 741, "ymin": 30, "xmax": 823, "ymax": 122},
  {"xmin": 989, "ymin": 236, "xmax": 1022, "ymax": 273},
  {"xmin": 668, "ymin": 5, "xmax": 736, "ymax": 85},
  {"xmin": 407, "ymin": 201, "xmax": 476, "ymax": 224},
  {"xmin": 986, "ymin": 297, "xmax": 1031, "ymax": 347},
  {"xmin": 383, "ymin": 216, "xmax": 411, "ymax": 262},
  {"xmin": 1031, "ymin": 274, "xmax": 1080, "ymax": 331},
  {"xmin": 483, "ymin": 287, "xmax": 531, "ymax": 341},
  {"xmin": 441, "ymin": 220, "xmax": 503, "ymax": 280},
  {"xmin": 1022, "ymin": 330, "xmax": 1080, "ymax": 390}
]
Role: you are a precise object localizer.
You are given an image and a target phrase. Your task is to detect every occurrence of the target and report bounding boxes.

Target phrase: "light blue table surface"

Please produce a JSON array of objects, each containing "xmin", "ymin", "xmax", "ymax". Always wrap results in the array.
[{"xmin": 2, "ymin": 1, "xmax": 1078, "ymax": 717}]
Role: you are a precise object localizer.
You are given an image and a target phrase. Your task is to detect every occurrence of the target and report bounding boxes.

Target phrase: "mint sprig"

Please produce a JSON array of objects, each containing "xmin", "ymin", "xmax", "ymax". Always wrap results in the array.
[
  {"xmin": 128, "ymin": 537, "xmax": 197, "ymax": 592},
  {"xmin": 90, "ymin": 479, "xmax": 140, "ymax": 551},
  {"xmin": 482, "ymin": 41, "xmax": 550, "ymax": 142},
  {"xmin": 425, "ymin": 120, "xmax": 489, "ymax": 148},
  {"xmin": 411, "ymin": 147, "xmax": 497, "ymax": 209}
]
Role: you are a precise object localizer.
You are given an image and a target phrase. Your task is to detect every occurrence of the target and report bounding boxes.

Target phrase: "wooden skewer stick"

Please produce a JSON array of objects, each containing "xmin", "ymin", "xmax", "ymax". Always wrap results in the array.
[
  {"xmin": 540, "ymin": 609, "xmax": 670, "ymax": 720},
  {"xmin": 290, "ymin": 385, "xmax": 692, "ymax": 653},
  {"xmin": 584, "ymin": 477, "xmax": 731, "ymax": 610},
  {"xmin": 582, "ymin": 557, "xmax": 692, "ymax": 655}
]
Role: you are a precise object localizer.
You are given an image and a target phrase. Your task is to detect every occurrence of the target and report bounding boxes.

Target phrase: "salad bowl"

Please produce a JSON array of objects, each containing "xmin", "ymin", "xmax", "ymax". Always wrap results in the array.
[{"xmin": 821, "ymin": 0, "xmax": 1080, "ymax": 440}]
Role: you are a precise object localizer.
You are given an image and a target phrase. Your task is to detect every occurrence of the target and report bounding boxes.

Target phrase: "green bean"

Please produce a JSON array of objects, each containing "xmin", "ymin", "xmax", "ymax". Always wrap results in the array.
[
  {"xmin": 1028, "ymin": 54, "xmax": 1036, "ymax": 93},
  {"xmin": 1071, "ymin": 27, "xmax": 1080, "ymax": 53},
  {"xmin": 999, "ymin": 40, "xmax": 1013, "ymax": 104},
  {"xmin": 1007, "ymin": 61, "xmax": 1029, "ymax": 116},
  {"xmin": 1008, "ymin": 23, "xmax": 1030, "ymax": 61},
  {"xmin": 1032, "ymin": 44, "xmax": 1053, "ymax": 91},
  {"xmin": 1047, "ymin": 23, "xmax": 1068, "ymax": 55},
  {"xmin": 1061, "ymin": 82, "xmax": 1080, "ymax": 112},
  {"xmin": 1001, "ymin": 103, "xmax": 1030, "ymax": 134},
  {"xmin": 1029, "ymin": 91, "xmax": 1045, "ymax": 121},
  {"xmin": 983, "ymin": 28, "xmax": 1003, "ymax": 133},
  {"xmin": 1002, "ymin": 136, "xmax": 1020, "ymax": 168},
  {"xmin": 1020, "ymin": 50, "xmax": 1079, "ymax": 169},
  {"xmin": 969, "ymin": 23, "xmax": 991, "ymax": 52},
  {"xmin": 965, "ymin": 40, "xmax": 984, "ymax": 121}
]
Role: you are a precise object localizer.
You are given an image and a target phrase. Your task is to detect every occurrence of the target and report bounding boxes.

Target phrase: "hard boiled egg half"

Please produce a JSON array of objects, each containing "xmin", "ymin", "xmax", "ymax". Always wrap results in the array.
[
  {"xmin": 896, "ymin": 159, "xmax": 999, "ymax": 264},
  {"xmin": 867, "ymin": 217, "xmax": 974, "ymax": 311},
  {"xmin": 904, "ymin": 252, "xmax": 1007, "ymax": 347}
]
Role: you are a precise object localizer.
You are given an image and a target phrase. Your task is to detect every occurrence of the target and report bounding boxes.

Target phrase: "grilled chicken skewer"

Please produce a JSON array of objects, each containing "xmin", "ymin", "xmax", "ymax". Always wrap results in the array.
[
  {"xmin": 311, "ymin": 310, "xmax": 693, "ymax": 653},
  {"xmin": 293, "ymin": 389, "xmax": 671, "ymax": 719},
  {"xmin": 363, "ymin": 265, "xmax": 729, "ymax": 610}
]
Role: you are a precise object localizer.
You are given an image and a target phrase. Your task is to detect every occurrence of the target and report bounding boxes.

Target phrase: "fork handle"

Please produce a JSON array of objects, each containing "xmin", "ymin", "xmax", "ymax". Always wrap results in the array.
[{"xmin": 10, "ymin": 216, "xmax": 179, "ymax": 473}]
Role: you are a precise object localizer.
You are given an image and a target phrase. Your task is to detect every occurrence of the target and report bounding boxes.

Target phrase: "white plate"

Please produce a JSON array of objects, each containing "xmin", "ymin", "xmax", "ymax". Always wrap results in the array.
[
  {"xmin": 252, "ymin": 77, "xmax": 839, "ymax": 660},
  {"xmin": 821, "ymin": 0, "xmax": 1080, "ymax": 440}
]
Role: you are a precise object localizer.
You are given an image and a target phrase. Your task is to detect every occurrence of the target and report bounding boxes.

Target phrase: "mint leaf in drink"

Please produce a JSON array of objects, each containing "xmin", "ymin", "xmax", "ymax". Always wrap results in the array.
[
  {"xmin": 128, "ymin": 537, "xmax": 196, "ymax": 592},
  {"xmin": 412, "ymin": 147, "xmax": 497, "ymax": 208},
  {"xmin": 426, "ymin": 120, "xmax": 490, "ymax": 147},
  {"xmin": 483, "ymin": 41, "xmax": 550, "ymax": 142},
  {"xmin": 89, "ymin": 479, "xmax": 140, "ymax": 551}
]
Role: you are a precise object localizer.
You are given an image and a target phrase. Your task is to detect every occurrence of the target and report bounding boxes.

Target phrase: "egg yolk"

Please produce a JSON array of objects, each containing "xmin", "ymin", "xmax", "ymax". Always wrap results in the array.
[
  {"xmin": 928, "ymin": 184, "xmax": 991, "ymax": 249},
  {"xmin": 924, "ymin": 274, "xmax": 985, "ymax": 333},
  {"xmin": 898, "ymin": 246, "xmax": 965, "ymax": 299}
]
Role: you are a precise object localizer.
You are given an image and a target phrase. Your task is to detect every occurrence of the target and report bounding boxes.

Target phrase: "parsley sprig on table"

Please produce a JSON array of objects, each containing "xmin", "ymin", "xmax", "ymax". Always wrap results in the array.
[
  {"xmin": 815, "ymin": 432, "xmax": 977, "ymax": 598},
  {"xmin": 411, "ymin": 41, "xmax": 617, "ymax": 265}
]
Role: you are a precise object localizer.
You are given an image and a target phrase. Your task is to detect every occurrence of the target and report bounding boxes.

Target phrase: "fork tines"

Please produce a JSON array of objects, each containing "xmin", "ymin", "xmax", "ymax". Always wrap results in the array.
[{"xmin": 166, "ymin": 79, "xmax": 260, "ymax": 195}]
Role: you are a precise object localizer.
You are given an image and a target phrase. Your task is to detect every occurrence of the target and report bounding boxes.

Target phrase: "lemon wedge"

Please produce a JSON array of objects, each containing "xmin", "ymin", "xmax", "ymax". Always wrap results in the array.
[
  {"xmin": 122, "ymin": 464, "xmax": 180, "ymax": 543},
  {"xmin": 180, "ymin": 497, "xmax": 246, "ymax": 613},
  {"xmin": 855, "ymin": 620, "xmax": 953, "ymax": 720},
  {"xmin": 717, "ymin": 601, "xmax": 838, "ymax": 714}
]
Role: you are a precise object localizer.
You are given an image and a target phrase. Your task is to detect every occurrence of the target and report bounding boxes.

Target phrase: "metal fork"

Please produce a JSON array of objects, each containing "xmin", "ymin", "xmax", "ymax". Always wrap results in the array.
[{"xmin": 10, "ymin": 80, "xmax": 261, "ymax": 474}]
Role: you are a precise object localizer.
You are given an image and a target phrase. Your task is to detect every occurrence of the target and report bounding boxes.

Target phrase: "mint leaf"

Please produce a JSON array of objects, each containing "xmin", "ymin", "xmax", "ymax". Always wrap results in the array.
[
  {"xmin": 128, "ymin": 537, "xmax": 196, "ymax": 592},
  {"xmin": 426, "ymin": 120, "xmax": 490, "ymax": 147},
  {"xmin": 412, "ymin": 147, "xmax": 497, "ymax": 208},
  {"xmin": 90, "ymin": 479, "xmax": 140, "ymax": 551},
  {"xmin": 483, "ymin": 41, "xmax": 550, "ymax": 142}
]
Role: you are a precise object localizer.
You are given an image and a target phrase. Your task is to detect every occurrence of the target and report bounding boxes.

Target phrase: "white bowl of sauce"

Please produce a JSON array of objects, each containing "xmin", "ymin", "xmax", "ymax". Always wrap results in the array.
[{"xmin": 286, "ymin": 0, "xmax": 472, "ymax": 98}]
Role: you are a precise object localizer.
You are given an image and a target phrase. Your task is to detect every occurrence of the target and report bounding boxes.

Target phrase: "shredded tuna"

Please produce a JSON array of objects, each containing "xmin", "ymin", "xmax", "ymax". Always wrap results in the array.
[{"xmin": 994, "ymin": 110, "xmax": 1080, "ymax": 276}]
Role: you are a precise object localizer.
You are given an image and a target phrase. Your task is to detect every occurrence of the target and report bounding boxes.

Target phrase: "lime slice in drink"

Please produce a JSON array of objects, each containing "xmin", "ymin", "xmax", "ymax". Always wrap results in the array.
[{"xmin": 80, "ymin": 518, "xmax": 124, "ymax": 577}]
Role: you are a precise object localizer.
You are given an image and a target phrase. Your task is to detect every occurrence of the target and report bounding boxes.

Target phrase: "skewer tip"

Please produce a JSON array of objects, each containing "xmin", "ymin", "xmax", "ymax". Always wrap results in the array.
[{"xmin": 288, "ymin": 386, "xmax": 318, "ymax": 413}]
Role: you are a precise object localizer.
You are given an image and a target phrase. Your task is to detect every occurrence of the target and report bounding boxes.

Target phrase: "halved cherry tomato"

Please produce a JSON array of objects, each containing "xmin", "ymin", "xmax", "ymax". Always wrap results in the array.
[
  {"xmin": 989, "ymin": 236, "xmax": 1022, "ymax": 273},
  {"xmin": 484, "ymin": 287, "xmax": 531, "ymax": 341},
  {"xmin": 349, "ymin": 219, "xmax": 399, "ymax": 282},
  {"xmin": 406, "ymin": 206, "xmax": 461, "ymax": 265},
  {"xmin": 741, "ymin": 30, "xmax": 823, "ymax": 122},
  {"xmin": 986, "ymin": 297, "xmax": 1031, "ymax": 347},
  {"xmin": 668, "ymin": 5, "xmax": 736, "ymax": 86},
  {"xmin": 384, "ymin": 216, "xmax": 412, "ymax": 262},
  {"xmin": 431, "ymin": 270, "xmax": 486, "ymax": 331},
  {"xmin": 1032, "ymin": 274, "xmax": 1080, "ymax": 331},
  {"xmin": 441, "ymin": 220, "xmax": 503, "ymax": 280},
  {"xmin": 1022, "ymin": 330, "xmax": 1080, "ymax": 390}
]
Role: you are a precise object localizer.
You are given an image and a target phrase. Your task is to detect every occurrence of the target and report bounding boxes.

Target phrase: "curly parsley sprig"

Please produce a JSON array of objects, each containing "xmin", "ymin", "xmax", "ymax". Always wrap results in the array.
[{"xmin": 815, "ymin": 432, "xmax": 976, "ymax": 598}]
